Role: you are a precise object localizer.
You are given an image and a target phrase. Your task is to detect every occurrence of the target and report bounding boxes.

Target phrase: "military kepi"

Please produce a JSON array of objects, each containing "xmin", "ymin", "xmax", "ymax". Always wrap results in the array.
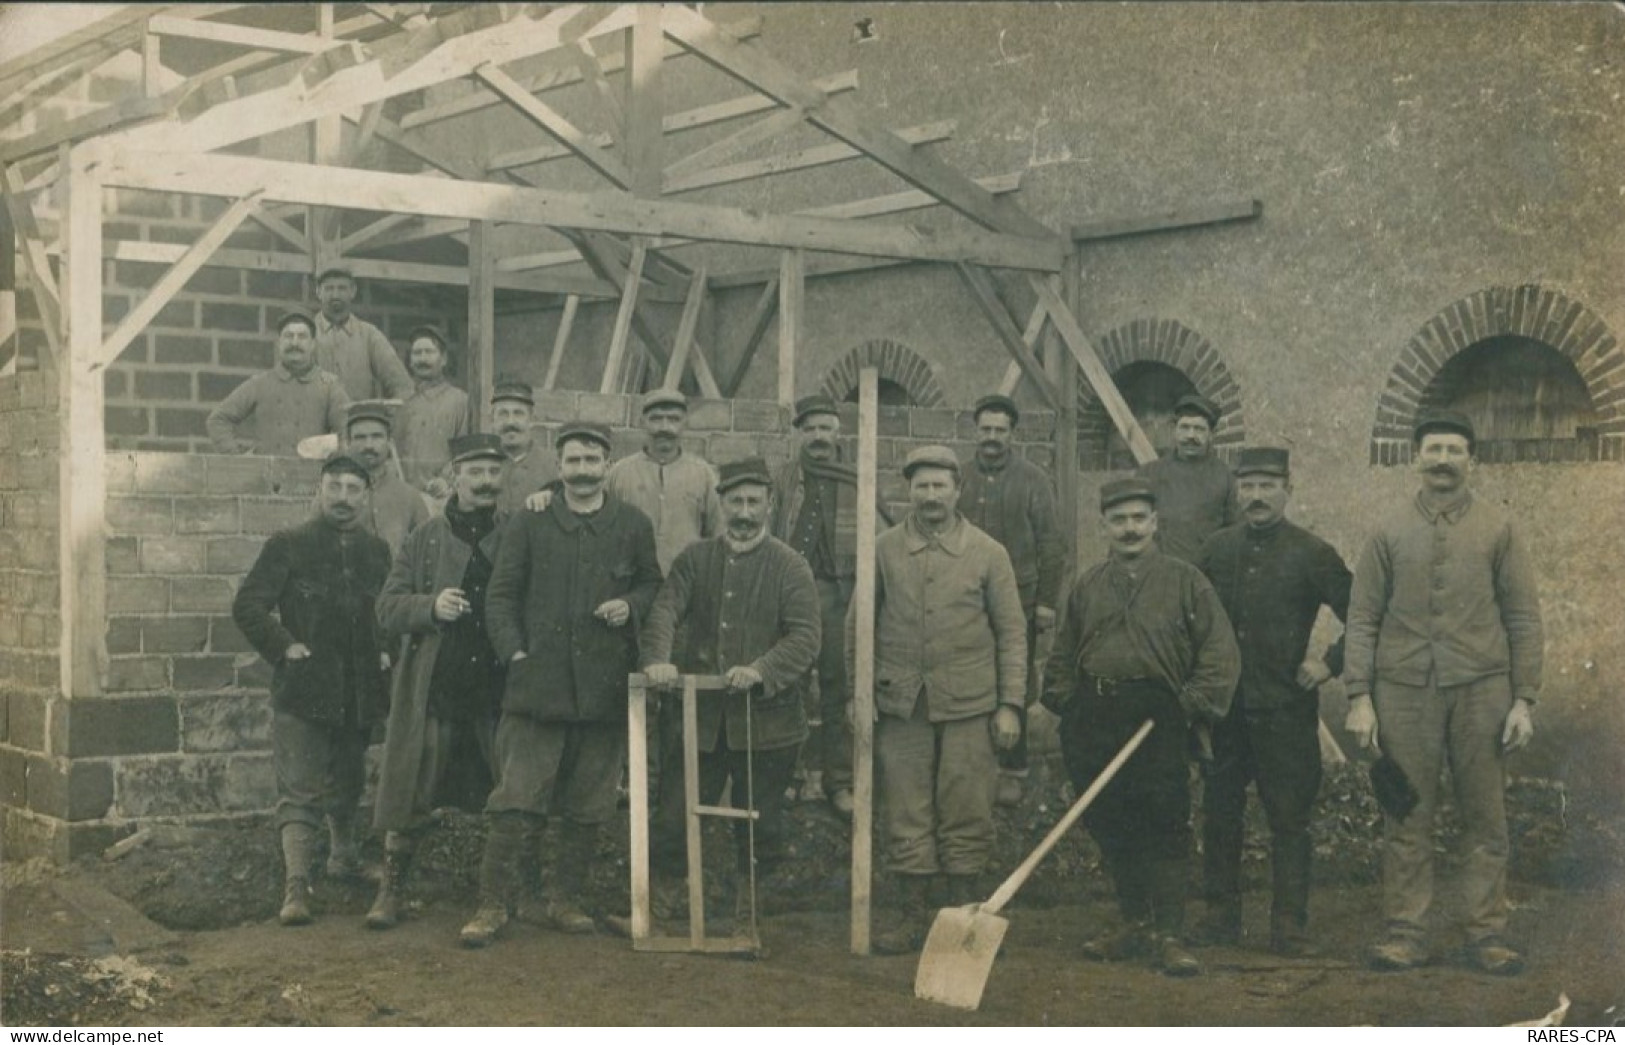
[
  {"xmin": 1099, "ymin": 476, "xmax": 1156, "ymax": 511},
  {"xmin": 640, "ymin": 389, "xmax": 687, "ymax": 414},
  {"xmin": 717, "ymin": 456, "xmax": 773, "ymax": 494},
  {"xmin": 1173, "ymin": 392, "xmax": 1221, "ymax": 427},
  {"xmin": 902, "ymin": 444, "xmax": 961, "ymax": 480},
  {"xmin": 1413, "ymin": 409, "xmax": 1475, "ymax": 446},
  {"xmin": 346, "ymin": 399, "xmax": 394, "ymax": 430},
  {"xmin": 792, "ymin": 394, "xmax": 839, "ymax": 427},
  {"xmin": 491, "ymin": 378, "xmax": 534, "ymax": 406},
  {"xmin": 448, "ymin": 432, "xmax": 505, "ymax": 465},
  {"xmin": 321, "ymin": 451, "xmax": 371, "ymax": 487},
  {"xmin": 1234, "ymin": 447, "xmax": 1290, "ymax": 477},
  {"xmin": 972, "ymin": 393, "xmax": 1020, "ymax": 425},
  {"xmin": 554, "ymin": 420, "xmax": 613, "ymax": 453}
]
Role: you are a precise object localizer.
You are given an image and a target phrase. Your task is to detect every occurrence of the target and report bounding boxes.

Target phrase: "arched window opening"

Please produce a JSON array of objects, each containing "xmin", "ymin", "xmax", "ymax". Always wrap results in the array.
[
  {"xmin": 841, "ymin": 377, "xmax": 914, "ymax": 407},
  {"xmin": 1421, "ymin": 336, "xmax": 1599, "ymax": 462}
]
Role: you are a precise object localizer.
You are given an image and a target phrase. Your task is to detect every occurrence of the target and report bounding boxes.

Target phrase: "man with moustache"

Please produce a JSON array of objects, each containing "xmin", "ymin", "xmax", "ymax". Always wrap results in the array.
[
  {"xmin": 207, "ymin": 310, "xmax": 349, "ymax": 455},
  {"xmin": 463, "ymin": 422, "xmax": 661, "ymax": 946},
  {"xmin": 772, "ymin": 394, "xmax": 891, "ymax": 818},
  {"xmin": 855, "ymin": 446, "xmax": 1027, "ymax": 955},
  {"xmin": 643, "ymin": 458, "xmax": 821, "ymax": 923},
  {"xmin": 607, "ymin": 389, "xmax": 722, "ymax": 574},
  {"xmin": 490, "ymin": 379, "xmax": 558, "ymax": 516},
  {"xmin": 393, "ymin": 325, "xmax": 469, "ymax": 492},
  {"xmin": 1042, "ymin": 478, "xmax": 1239, "ymax": 977},
  {"xmin": 959, "ymin": 394, "xmax": 1065, "ymax": 808},
  {"xmin": 312, "ymin": 267, "xmax": 413, "ymax": 402},
  {"xmin": 344, "ymin": 402, "xmax": 431, "ymax": 559},
  {"xmin": 1343, "ymin": 411, "xmax": 1542, "ymax": 975},
  {"xmin": 1194, "ymin": 448, "xmax": 1352, "ymax": 956},
  {"xmin": 368, "ymin": 433, "xmax": 510, "ymax": 930},
  {"xmin": 232, "ymin": 453, "xmax": 393, "ymax": 926},
  {"xmin": 1135, "ymin": 393, "xmax": 1237, "ymax": 562}
]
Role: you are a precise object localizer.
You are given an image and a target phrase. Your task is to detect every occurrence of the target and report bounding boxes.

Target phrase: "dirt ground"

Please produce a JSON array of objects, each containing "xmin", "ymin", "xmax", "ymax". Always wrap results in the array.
[{"xmin": 4, "ymin": 759, "xmax": 1623, "ymax": 1027}]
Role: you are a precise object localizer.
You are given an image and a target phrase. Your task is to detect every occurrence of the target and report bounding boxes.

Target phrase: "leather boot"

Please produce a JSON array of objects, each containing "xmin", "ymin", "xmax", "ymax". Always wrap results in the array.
[
  {"xmin": 545, "ymin": 822, "xmax": 598, "ymax": 934},
  {"xmin": 1269, "ymin": 832, "xmax": 1316, "ymax": 955},
  {"xmin": 326, "ymin": 813, "xmax": 363, "ymax": 879},
  {"xmin": 365, "ymin": 836, "xmax": 413, "ymax": 931},
  {"xmin": 460, "ymin": 813, "xmax": 524, "ymax": 948},
  {"xmin": 1150, "ymin": 859, "xmax": 1200, "ymax": 977},
  {"xmin": 872, "ymin": 874, "xmax": 934, "ymax": 955},
  {"xmin": 279, "ymin": 822, "xmax": 318, "ymax": 926}
]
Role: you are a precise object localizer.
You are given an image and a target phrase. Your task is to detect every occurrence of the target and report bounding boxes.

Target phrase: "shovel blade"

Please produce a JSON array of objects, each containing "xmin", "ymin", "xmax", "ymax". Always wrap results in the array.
[{"xmin": 913, "ymin": 905, "xmax": 1010, "ymax": 1011}]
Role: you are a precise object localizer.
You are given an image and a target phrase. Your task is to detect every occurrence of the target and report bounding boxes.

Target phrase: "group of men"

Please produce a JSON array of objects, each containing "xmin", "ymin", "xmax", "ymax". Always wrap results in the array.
[{"xmin": 226, "ymin": 319, "xmax": 1543, "ymax": 980}]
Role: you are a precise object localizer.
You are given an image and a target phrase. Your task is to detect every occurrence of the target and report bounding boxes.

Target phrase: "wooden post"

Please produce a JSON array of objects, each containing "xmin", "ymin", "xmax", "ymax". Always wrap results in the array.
[
  {"xmin": 626, "ymin": 675, "xmax": 652, "ymax": 942},
  {"xmin": 777, "ymin": 248, "xmax": 802, "ymax": 407},
  {"xmin": 309, "ymin": 2, "xmax": 340, "ymax": 267},
  {"xmin": 1056, "ymin": 254, "xmax": 1081, "ymax": 572},
  {"xmin": 599, "ymin": 238, "xmax": 646, "ymax": 393},
  {"xmin": 850, "ymin": 365, "xmax": 878, "ymax": 955},
  {"xmin": 467, "ymin": 220, "xmax": 495, "ymax": 432},
  {"xmin": 625, "ymin": 4, "xmax": 664, "ymax": 197},
  {"xmin": 663, "ymin": 263, "xmax": 707, "ymax": 391},
  {"xmin": 541, "ymin": 293, "xmax": 579, "ymax": 392}
]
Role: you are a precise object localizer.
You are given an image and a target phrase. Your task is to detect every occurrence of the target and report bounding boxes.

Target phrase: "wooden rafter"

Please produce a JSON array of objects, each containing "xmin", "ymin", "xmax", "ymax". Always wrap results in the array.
[
  {"xmin": 624, "ymin": 4, "xmax": 666, "ymax": 197},
  {"xmin": 1072, "ymin": 198, "xmax": 1262, "ymax": 243},
  {"xmin": 144, "ymin": 13, "xmax": 341, "ymax": 54},
  {"xmin": 663, "ymin": 264, "xmax": 716, "ymax": 396},
  {"xmin": 719, "ymin": 280, "xmax": 779, "ymax": 398},
  {"xmin": 476, "ymin": 64, "xmax": 633, "ymax": 188},
  {"xmin": 1, "ymin": 164, "xmax": 63, "ymax": 359},
  {"xmin": 563, "ymin": 42, "xmax": 625, "ymax": 141},
  {"xmin": 956, "ymin": 263, "xmax": 1062, "ymax": 411},
  {"xmin": 600, "ymin": 239, "xmax": 649, "ymax": 394},
  {"xmin": 542, "ymin": 294, "xmax": 581, "ymax": 392},
  {"xmin": 662, "ymin": 106, "xmax": 807, "ymax": 184},
  {"xmin": 998, "ymin": 298, "xmax": 1051, "ymax": 396},
  {"xmin": 663, "ymin": 121, "xmax": 956, "ymax": 196}
]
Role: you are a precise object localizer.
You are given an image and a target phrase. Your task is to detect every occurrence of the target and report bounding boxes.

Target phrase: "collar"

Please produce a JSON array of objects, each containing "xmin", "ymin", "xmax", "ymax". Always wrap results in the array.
[
  {"xmin": 723, "ymin": 529, "xmax": 770, "ymax": 556},
  {"xmin": 273, "ymin": 363, "xmax": 319, "ymax": 384},
  {"xmin": 641, "ymin": 446, "xmax": 683, "ymax": 467},
  {"xmin": 974, "ymin": 448, "xmax": 1012, "ymax": 474},
  {"xmin": 903, "ymin": 513, "xmax": 966, "ymax": 556},
  {"xmin": 414, "ymin": 378, "xmax": 451, "ymax": 396},
  {"xmin": 551, "ymin": 492, "xmax": 614, "ymax": 532},
  {"xmin": 1243, "ymin": 516, "xmax": 1287, "ymax": 541},
  {"xmin": 1416, "ymin": 487, "xmax": 1473, "ymax": 524},
  {"xmin": 318, "ymin": 313, "xmax": 353, "ymax": 334}
]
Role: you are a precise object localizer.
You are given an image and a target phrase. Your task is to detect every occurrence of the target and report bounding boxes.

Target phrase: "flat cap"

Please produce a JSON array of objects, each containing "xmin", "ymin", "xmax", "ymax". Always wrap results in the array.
[
  {"xmin": 491, "ymin": 379, "xmax": 534, "ymax": 406},
  {"xmin": 407, "ymin": 324, "xmax": 450, "ymax": 351},
  {"xmin": 321, "ymin": 451, "xmax": 371, "ymax": 487},
  {"xmin": 717, "ymin": 456, "xmax": 773, "ymax": 495},
  {"xmin": 448, "ymin": 432, "xmax": 505, "ymax": 466},
  {"xmin": 972, "ymin": 393, "xmax": 1020, "ymax": 425},
  {"xmin": 792, "ymin": 394, "xmax": 840, "ymax": 427},
  {"xmin": 902, "ymin": 444, "xmax": 961, "ymax": 480},
  {"xmin": 315, "ymin": 266, "xmax": 355, "ymax": 285},
  {"xmin": 640, "ymin": 389, "xmax": 688, "ymax": 414},
  {"xmin": 1099, "ymin": 476, "xmax": 1156, "ymax": 511},
  {"xmin": 1173, "ymin": 392, "xmax": 1221, "ymax": 427},
  {"xmin": 554, "ymin": 420, "xmax": 614, "ymax": 454},
  {"xmin": 1234, "ymin": 446, "xmax": 1290, "ymax": 477},
  {"xmin": 345, "ymin": 399, "xmax": 394, "ymax": 430},
  {"xmin": 1413, "ymin": 409, "xmax": 1475, "ymax": 446},
  {"xmin": 274, "ymin": 309, "xmax": 317, "ymax": 335}
]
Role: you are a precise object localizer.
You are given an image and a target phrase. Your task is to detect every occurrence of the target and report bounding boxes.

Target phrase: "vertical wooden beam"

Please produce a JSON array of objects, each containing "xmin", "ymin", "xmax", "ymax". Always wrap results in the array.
[
  {"xmin": 1056, "ymin": 254, "xmax": 1081, "ymax": 574},
  {"xmin": 467, "ymin": 220, "xmax": 495, "ymax": 432},
  {"xmin": 1, "ymin": 163, "xmax": 63, "ymax": 360},
  {"xmin": 850, "ymin": 365, "xmax": 879, "ymax": 956},
  {"xmin": 60, "ymin": 148, "xmax": 106, "ymax": 700},
  {"xmin": 777, "ymin": 249, "xmax": 803, "ymax": 407},
  {"xmin": 624, "ymin": 4, "xmax": 664, "ymax": 197},
  {"xmin": 309, "ymin": 2, "xmax": 341, "ymax": 266},
  {"xmin": 140, "ymin": 25, "xmax": 162, "ymax": 97},
  {"xmin": 663, "ymin": 263, "xmax": 708, "ymax": 392},
  {"xmin": 599, "ymin": 238, "xmax": 647, "ymax": 394},
  {"xmin": 719, "ymin": 278, "xmax": 777, "ymax": 398},
  {"xmin": 541, "ymin": 293, "xmax": 580, "ymax": 392}
]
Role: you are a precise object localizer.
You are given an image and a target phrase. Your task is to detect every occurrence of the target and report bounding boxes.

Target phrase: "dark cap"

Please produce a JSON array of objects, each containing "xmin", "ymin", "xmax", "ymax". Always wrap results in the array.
[
  {"xmin": 1173, "ymin": 393, "xmax": 1221, "ymax": 427},
  {"xmin": 345, "ymin": 400, "xmax": 394, "ymax": 431},
  {"xmin": 491, "ymin": 378, "xmax": 534, "ymax": 406},
  {"xmin": 1234, "ymin": 447, "xmax": 1290, "ymax": 478},
  {"xmin": 321, "ymin": 451, "xmax": 371, "ymax": 487},
  {"xmin": 640, "ymin": 389, "xmax": 687, "ymax": 415},
  {"xmin": 1413, "ymin": 409, "xmax": 1475, "ymax": 447},
  {"xmin": 274, "ymin": 309, "xmax": 317, "ymax": 335},
  {"xmin": 716, "ymin": 456, "xmax": 773, "ymax": 495},
  {"xmin": 972, "ymin": 393, "xmax": 1020, "ymax": 426},
  {"xmin": 793, "ymin": 394, "xmax": 840, "ymax": 427},
  {"xmin": 315, "ymin": 266, "xmax": 355, "ymax": 285},
  {"xmin": 448, "ymin": 432, "xmax": 505, "ymax": 466},
  {"xmin": 901, "ymin": 444, "xmax": 961, "ymax": 481},
  {"xmin": 1099, "ymin": 477, "xmax": 1156, "ymax": 512},
  {"xmin": 554, "ymin": 421, "xmax": 614, "ymax": 454},
  {"xmin": 407, "ymin": 324, "xmax": 450, "ymax": 352}
]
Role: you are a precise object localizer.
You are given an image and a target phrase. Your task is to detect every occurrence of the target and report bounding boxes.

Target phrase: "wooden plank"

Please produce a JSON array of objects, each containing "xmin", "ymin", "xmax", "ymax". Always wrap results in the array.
[
  {"xmin": 997, "ymin": 296, "xmax": 1051, "ymax": 396},
  {"xmin": 663, "ymin": 265, "xmax": 708, "ymax": 391},
  {"xmin": 1028, "ymin": 274, "xmax": 1157, "ymax": 465},
  {"xmin": 850, "ymin": 366, "xmax": 879, "ymax": 955},
  {"xmin": 1, "ymin": 164, "xmax": 62, "ymax": 359},
  {"xmin": 627, "ymin": 678, "xmax": 652, "ymax": 943},
  {"xmin": 247, "ymin": 204, "xmax": 309, "ymax": 252},
  {"xmin": 563, "ymin": 42, "xmax": 624, "ymax": 141},
  {"xmin": 709, "ymin": 254, "xmax": 914, "ymax": 290},
  {"xmin": 623, "ymin": 4, "xmax": 664, "ymax": 196},
  {"xmin": 1056, "ymin": 253, "xmax": 1081, "ymax": 574},
  {"xmin": 1071, "ymin": 198, "xmax": 1263, "ymax": 243},
  {"xmin": 799, "ymin": 172, "xmax": 1023, "ymax": 221},
  {"xmin": 663, "ymin": 121, "xmax": 956, "ymax": 196},
  {"xmin": 141, "ymin": 26, "xmax": 163, "ymax": 97},
  {"xmin": 541, "ymin": 294, "xmax": 580, "ymax": 391},
  {"xmin": 0, "ymin": 95, "xmax": 170, "ymax": 165},
  {"xmin": 599, "ymin": 239, "xmax": 647, "ymax": 394},
  {"xmin": 99, "ymin": 193, "xmax": 261, "ymax": 366},
  {"xmin": 0, "ymin": 7, "xmax": 163, "ymax": 98},
  {"xmin": 682, "ymin": 675, "xmax": 705, "ymax": 948},
  {"xmin": 719, "ymin": 279, "xmax": 778, "ymax": 397},
  {"xmin": 338, "ymin": 212, "xmax": 413, "ymax": 254},
  {"xmin": 92, "ymin": 148, "xmax": 1065, "ymax": 271},
  {"xmin": 777, "ymin": 249, "xmax": 803, "ymax": 407},
  {"xmin": 475, "ymin": 64, "xmax": 633, "ymax": 189},
  {"xmin": 348, "ymin": 101, "xmax": 386, "ymax": 164},
  {"xmin": 956, "ymin": 263, "xmax": 1062, "ymax": 411},
  {"xmin": 145, "ymin": 13, "xmax": 337, "ymax": 54},
  {"xmin": 467, "ymin": 220, "xmax": 495, "ymax": 432},
  {"xmin": 570, "ymin": 230, "xmax": 685, "ymax": 360},
  {"xmin": 662, "ymin": 106, "xmax": 805, "ymax": 184}
]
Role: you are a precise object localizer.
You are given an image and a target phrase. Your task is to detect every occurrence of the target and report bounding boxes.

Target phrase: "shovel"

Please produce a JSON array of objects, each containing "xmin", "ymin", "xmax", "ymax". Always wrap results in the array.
[{"xmin": 914, "ymin": 718, "xmax": 1155, "ymax": 1011}]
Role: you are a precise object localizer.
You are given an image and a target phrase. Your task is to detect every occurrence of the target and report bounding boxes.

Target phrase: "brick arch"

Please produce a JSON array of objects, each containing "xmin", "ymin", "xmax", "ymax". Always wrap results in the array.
[
  {"xmin": 1076, "ymin": 319, "xmax": 1246, "ymax": 469},
  {"xmin": 1369, "ymin": 286, "xmax": 1624, "ymax": 465},
  {"xmin": 819, "ymin": 339, "xmax": 946, "ymax": 406}
]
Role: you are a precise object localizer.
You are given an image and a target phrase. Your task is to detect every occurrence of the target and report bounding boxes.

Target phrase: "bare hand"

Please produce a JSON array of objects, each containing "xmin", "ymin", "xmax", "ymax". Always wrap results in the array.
[
  {"xmin": 525, "ymin": 489, "xmax": 554, "ymax": 513},
  {"xmin": 1344, "ymin": 695, "xmax": 1379, "ymax": 753},
  {"xmin": 433, "ymin": 587, "xmax": 469, "ymax": 622},
  {"xmin": 1295, "ymin": 656, "xmax": 1332, "ymax": 690},
  {"xmin": 1035, "ymin": 605, "xmax": 1057, "ymax": 633},
  {"xmin": 725, "ymin": 665, "xmax": 764, "ymax": 692},
  {"xmin": 594, "ymin": 600, "xmax": 630, "ymax": 627},
  {"xmin": 284, "ymin": 642, "xmax": 312, "ymax": 661},
  {"xmin": 423, "ymin": 477, "xmax": 450, "ymax": 500},
  {"xmin": 510, "ymin": 650, "xmax": 528, "ymax": 663},
  {"xmin": 645, "ymin": 663, "xmax": 680, "ymax": 689},
  {"xmin": 1501, "ymin": 699, "xmax": 1535, "ymax": 753},
  {"xmin": 991, "ymin": 706, "xmax": 1022, "ymax": 751},
  {"xmin": 233, "ymin": 439, "xmax": 257, "ymax": 455},
  {"xmin": 379, "ymin": 652, "xmax": 391, "ymax": 672}
]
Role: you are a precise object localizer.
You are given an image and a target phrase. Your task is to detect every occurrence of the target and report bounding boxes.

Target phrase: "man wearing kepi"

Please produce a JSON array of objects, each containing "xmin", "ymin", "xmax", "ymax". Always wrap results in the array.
[
  {"xmin": 959, "ymin": 393, "xmax": 1065, "ymax": 808},
  {"xmin": 344, "ymin": 400, "xmax": 431, "ymax": 558},
  {"xmin": 1042, "ymin": 477, "xmax": 1239, "ymax": 977},
  {"xmin": 608, "ymin": 389, "xmax": 722, "ymax": 574},
  {"xmin": 643, "ymin": 458, "xmax": 821, "ymax": 921},
  {"xmin": 463, "ymin": 421, "xmax": 661, "ymax": 947},
  {"xmin": 489, "ymin": 378, "xmax": 557, "ymax": 516},
  {"xmin": 854, "ymin": 445, "xmax": 1027, "ymax": 955},
  {"xmin": 232, "ymin": 452, "xmax": 392, "ymax": 927},
  {"xmin": 368, "ymin": 434, "xmax": 510, "ymax": 931},
  {"xmin": 1343, "ymin": 410, "xmax": 1542, "ymax": 975},
  {"xmin": 1135, "ymin": 392, "xmax": 1237, "ymax": 562},
  {"xmin": 1194, "ymin": 448, "xmax": 1351, "ymax": 956}
]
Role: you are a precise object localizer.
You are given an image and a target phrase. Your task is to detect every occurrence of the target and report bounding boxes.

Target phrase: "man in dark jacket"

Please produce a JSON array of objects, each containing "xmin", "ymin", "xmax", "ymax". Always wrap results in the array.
[
  {"xmin": 1135, "ymin": 393, "xmax": 1237, "ymax": 563},
  {"xmin": 1194, "ymin": 447, "xmax": 1351, "ymax": 956},
  {"xmin": 643, "ymin": 458, "xmax": 821, "ymax": 923},
  {"xmin": 461, "ymin": 422, "xmax": 662, "ymax": 946},
  {"xmin": 367, "ymin": 433, "xmax": 510, "ymax": 930},
  {"xmin": 232, "ymin": 452, "xmax": 393, "ymax": 927}
]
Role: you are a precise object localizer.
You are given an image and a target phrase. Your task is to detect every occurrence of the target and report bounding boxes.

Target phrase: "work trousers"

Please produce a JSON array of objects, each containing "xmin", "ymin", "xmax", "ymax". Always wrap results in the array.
[
  {"xmin": 273, "ymin": 710, "xmax": 370, "ymax": 830},
  {"xmin": 876, "ymin": 689, "xmax": 999, "ymax": 876},
  {"xmin": 1373, "ymin": 672, "xmax": 1513, "ymax": 944},
  {"xmin": 1201, "ymin": 697, "xmax": 1322, "ymax": 930},
  {"xmin": 485, "ymin": 714, "xmax": 623, "ymax": 827},
  {"xmin": 652, "ymin": 738, "xmax": 800, "ymax": 876}
]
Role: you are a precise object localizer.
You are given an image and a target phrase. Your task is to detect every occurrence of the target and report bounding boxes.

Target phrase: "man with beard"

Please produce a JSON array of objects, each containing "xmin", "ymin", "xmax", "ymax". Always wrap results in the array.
[
  {"xmin": 344, "ymin": 401, "xmax": 430, "ymax": 558},
  {"xmin": 232, "ymin": 452, "xmax": 393, "ymax": 926},
  {"xmin": 490, "ymin": 379, "xmax": 558, "ymax": 516},
  {"xmin": 1135, "ymin": 393, "xmax": 1237, "ymax": 562},
  {"xmin": 1042, "ymin": 478, "xmax": 1239, "ymax": 977},
  {"xmin": 959, "ymin": 394, "xmax": 1065, "ymax": 808},
  {"xmin": 312, "ymin": 267, "xmax": 413, "ymax": 402},
  {"xmin": 1194, "ymin": 448, "xmax": 1351, "ymax": 956},
  {"xmin": 607, "ymin": 389, "xmax": 722, "ymax": 574},
  {"xmin": 464, "ymin": 422, "xmax": 661, "ymax": 946},
  {"xmin": 772, "ymin": 394, "xmax": 891, "ymax": 818},
  {"xmin": 368, "ymin": 433, "xmax": 510, "ymax": 930},
  {"xmin": 855, "ymin": 446, "xmax": 1027, "ymax": 955},
  {"xmin": 393, "ymin": 325, "xmax": 469, "ymax": 492},
  {"xmin": 1343, "ymin": 411, "xmax": 1542, "ymax": 975},
  {"xmin": 642, "ymin": 458, "xmax": 821, "ymax": 923},
  {"xmin": 207, "ymin": 310, "xmax": 349, "ymax": 455}
]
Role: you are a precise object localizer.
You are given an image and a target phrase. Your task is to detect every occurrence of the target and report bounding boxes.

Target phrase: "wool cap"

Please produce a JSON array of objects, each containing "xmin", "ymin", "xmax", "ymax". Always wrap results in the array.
[
  {"xmin": 972, "ymin": 393, "xmax": 1020, "ymax": 426},
  {"xmin": 717, "ymin": 457, "xmax": 774, "ymax": 495},
  {"xmin": 1413, "ymin": 409, "xmax": 1476, "ymax": 447},
  {"xmin": 407, "ymin": 324, "xmax": 450, "ymax": 352},
  {"xmin": 640, "ymin": 389, "xmax": 688, "ymax": 415},
  {"xmin": 554, "ymin": 421, "xmax": 614, "ymax": 454},
  {"xmin": 792, "ymin": 394, "xmax": 840, "ymax": 427},
  {"xmin": 321, "ymin": 451, "xmax": 371, "ymax": 487},
  {"xmin": 1173, "ymin": 393, "xmax": 1221, "ymax": 427},
  {"xmin": 315, "ymin": 266, "xmax": 355, "ymax": 285},
  {"xmin": 448, "ymin": 432, "xmax": 505, "ymax": 466},
  {"xmin": 274, "ymin": 309, "xmax": 317, "ymax": 335},
  {"xmin": 1099, "ymin": 477, "xmax": 1157, "ymax": 512},
  {"xmin": 1234, "ymin": 447, "xmax": 1290, "ymax": 477},
  {"xmin": 902, "ymin": 444, "xmax": 961, "ymax": 481}
]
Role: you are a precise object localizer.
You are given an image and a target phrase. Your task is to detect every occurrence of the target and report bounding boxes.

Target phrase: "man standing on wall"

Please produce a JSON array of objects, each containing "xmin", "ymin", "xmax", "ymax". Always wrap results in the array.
[
  {"xmin": 1042, "ymin": 478, "xmax": 1239, "ymax": 977},
  {"xmin": 232, "ymin": 452, "xmax": 393, "ymax": 926},
  {"xmin": 312, "ymin": 266, "xmax": 413, "ymax": 403},
  {"xmin": 1194, "ymin": 448, "xmax": 1351, "ymax": 956},
  {"xmin": 206, "ymin": 310, "xmax": 349, "ymax": 456},
  {"xmin": 344, "ymin": 401, "xmax": 430, "ymax": 557},
  {"xmin": 393, "ymin": 325, "xmax": 469, "ymax": 493},
  {"xmin": 855, "ymin": 445, "xmax": 1028, "ymax": 955},
  {"xmin": 463, "ymin": 422, "xmax": 661, "ymax": 946},
  {"xmin": 1343, "ymin": 410, "xmax": 1542, "ymax": 975},
  {"xmin": 368, "ymin": 433, "xmax": 510, "ymax": 930},
  {"xmin": 490, "ymin": 378, "xmax": 557, "ymax": 516},
  {"xmin": 959, "ymin": 393, "xmax": 1065, "ymax": 808},
  {"xmin": 1135, "ymin": 393, "xmax": 1237, "ymax": 562}
]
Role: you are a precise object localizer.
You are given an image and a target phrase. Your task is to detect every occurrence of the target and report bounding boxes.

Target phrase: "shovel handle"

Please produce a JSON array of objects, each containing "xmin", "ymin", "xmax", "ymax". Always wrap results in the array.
[{"xmin": 981, "ymin": 718, "xmax": 1154, "ymax": 917}]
